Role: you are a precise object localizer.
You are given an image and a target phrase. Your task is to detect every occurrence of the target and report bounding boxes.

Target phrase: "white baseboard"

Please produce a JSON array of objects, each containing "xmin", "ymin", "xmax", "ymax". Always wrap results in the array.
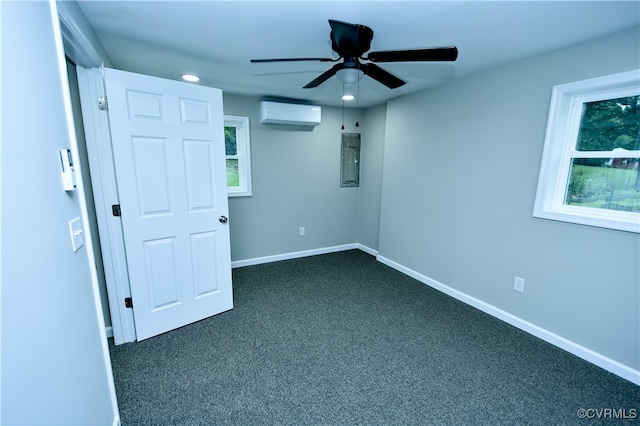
[
  {"xmin": 355, "ymin": 243, "xmax": 378, "ymax": 257},
  {"xmin": 231, "ymin": 243, "xmax": 360, "ymax": 268},
  {"xmin": 376, "ymin": 255, "xmax": 640, "ymax": 386}
]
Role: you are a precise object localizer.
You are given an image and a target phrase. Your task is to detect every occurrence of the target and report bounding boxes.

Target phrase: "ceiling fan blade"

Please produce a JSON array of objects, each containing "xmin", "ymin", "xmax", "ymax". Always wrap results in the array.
[
  {"xmin": 303, "ymin": 63, "xmax": 343, "ymax": 88},
  {"xmin": 361, "ymin": 63, "xmax": 405, "ymax": 89},
  {"xmin": 251, "ymin": 57, "xmax": 334, "ymax": 63},
  {"xmin": 367, "ymin": 47, "xmax": 458, "ymax": 62},
  {"xmin": 328, "ymin": 19, "xmax": 373, "ymax": 57}
]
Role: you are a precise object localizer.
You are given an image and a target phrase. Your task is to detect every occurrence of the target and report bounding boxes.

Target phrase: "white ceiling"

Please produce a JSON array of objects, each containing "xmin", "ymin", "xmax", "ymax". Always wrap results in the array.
[{"xmin": 77, "ymin": 1, "xmax": 639, "ymax": 108}]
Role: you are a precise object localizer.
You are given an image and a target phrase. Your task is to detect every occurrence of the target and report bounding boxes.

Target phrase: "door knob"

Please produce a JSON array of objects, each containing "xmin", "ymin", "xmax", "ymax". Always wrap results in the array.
[{"xmin": 219, "ymin": 215, "xmax": 228, "ymax": 224}]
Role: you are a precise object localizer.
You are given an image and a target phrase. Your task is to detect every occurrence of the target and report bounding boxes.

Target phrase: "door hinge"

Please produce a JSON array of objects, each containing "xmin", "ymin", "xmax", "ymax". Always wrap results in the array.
[
  {"xmin": 98, "ymin": 96, "xmax": 108, "ymax": 111},
  {"xmin": 124, "ymin": 297, "xmax": 133, "ymax": 308},
  {"xmin": 112, "ymin": 204, "xmax": 121, "ymax": 217}
]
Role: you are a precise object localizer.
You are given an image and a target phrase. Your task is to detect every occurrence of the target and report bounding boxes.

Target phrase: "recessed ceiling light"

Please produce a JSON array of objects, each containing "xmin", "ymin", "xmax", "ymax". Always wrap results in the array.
[
  {"xmin": 342, "ymin": 94, "xmax": 355, "ymax": 101},
  {"xmin": 181, "ymin": 74, "xmax": 200, "ymax": 82}
]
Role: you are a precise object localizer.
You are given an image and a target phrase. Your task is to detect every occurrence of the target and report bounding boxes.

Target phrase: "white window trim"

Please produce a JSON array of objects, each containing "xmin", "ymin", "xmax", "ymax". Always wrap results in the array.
[
  {"xmin": 224, "ymin": 115, "xmax": 252, "ymax": 197},
  {"xmin": 533, "ymin": 70, "xmax": 640, "ymax": 233}
]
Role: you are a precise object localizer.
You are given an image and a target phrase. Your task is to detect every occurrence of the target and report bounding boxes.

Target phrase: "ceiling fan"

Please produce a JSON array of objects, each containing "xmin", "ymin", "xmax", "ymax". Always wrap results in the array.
[{"xmin": 251, "ymin": 19, "xmax": 458, "ymax": 89}]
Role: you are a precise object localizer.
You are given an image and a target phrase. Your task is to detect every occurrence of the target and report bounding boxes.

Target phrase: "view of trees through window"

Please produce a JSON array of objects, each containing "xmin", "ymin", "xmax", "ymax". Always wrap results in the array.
[
  {"xmin": 225, "ymin": 125, "xmax": 239, "ymax": 187},
  {"xmin": 565, "ymin": 95, "xmax": 640, "ymax": 212}
]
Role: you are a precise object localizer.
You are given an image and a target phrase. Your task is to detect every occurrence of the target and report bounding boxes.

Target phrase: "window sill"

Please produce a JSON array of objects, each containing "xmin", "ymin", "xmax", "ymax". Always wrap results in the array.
[
  {"xmin": 227, "ymin": 190, "xmax": 252, "ymax": 198},
  {"xmin": 533, "ymin": 204, "xmax": 640, "ymax": 233}
]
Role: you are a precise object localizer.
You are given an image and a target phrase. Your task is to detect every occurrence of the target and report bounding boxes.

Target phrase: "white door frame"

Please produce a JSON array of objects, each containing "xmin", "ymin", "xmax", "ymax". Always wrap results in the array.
[
  {"xmin": 58, "ymin": 3, "xmax": 136, "ymax": 343},
  {"xmin": 76, "ymin": 67, "xmax": 137, "ymax": 343}
]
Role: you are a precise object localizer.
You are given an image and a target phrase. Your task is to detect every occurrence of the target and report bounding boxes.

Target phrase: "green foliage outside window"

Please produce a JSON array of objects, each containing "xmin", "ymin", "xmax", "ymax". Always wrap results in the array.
[
  {"xmin": 576, "ymin": 96, "xmax": 639, "ymax": 152},
  {"xmin": 226, "ymin": 159, "xmax": 239, "ymax": 187},
  {"xmin": 225, "ymin": 126, "xmax": 237, "ymax": 155},
  {"xmin": 225, "ymin": 126, "xmax": 239, "ymax": 187}
]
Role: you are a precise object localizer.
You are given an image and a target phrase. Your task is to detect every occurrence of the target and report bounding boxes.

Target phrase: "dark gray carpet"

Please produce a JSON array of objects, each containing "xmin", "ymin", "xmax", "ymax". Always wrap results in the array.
[{"xmin": 110, "ymin": 250, "xmax": 639, "ymax": 425}]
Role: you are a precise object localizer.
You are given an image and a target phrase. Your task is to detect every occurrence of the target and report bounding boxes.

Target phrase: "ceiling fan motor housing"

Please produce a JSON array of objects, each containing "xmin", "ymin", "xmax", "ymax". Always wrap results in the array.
[{"xmin": 329, "ymin": 20, "xmax": 373, "ymax": 58}]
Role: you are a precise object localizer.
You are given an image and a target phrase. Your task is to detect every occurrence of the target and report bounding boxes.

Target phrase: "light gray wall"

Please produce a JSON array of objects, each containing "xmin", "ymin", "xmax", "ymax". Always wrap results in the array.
[
  {"xmin": 223, "ymin": 94, "xmax": 363, "ymax": 261},
  {"xmin": 1, "ymin": 2, "xmax": 116, "ymax": 424},
  {"xmin": 379, "ymin": 28, "xmax": 640, "ymax": 370},
  {"xmin": 358, "ymin": 103, "xmax": 387, "ymax": 251}
]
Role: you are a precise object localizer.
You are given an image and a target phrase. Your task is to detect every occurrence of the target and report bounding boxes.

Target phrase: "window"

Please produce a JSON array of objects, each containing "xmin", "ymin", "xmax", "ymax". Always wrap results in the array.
[
  {"xmin": 224, "ymin": 115, "xmax": 252, "ymax": 197},
  {"xmin": 533, "ymin": 70, "xmax": 639, "ymax": 233}
]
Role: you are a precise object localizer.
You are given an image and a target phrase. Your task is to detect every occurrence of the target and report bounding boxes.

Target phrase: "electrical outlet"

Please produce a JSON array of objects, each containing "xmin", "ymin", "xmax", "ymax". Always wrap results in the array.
[
  {"xmin": 514, "ymin": 276, "xmax": 525, "ymax": 293},
  {"xmin": 299, "ymin": 227, "xmax": 305, "ymax": 236}
]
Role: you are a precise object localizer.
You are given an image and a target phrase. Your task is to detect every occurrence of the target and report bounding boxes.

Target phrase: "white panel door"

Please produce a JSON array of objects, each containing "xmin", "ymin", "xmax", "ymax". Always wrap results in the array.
[{"xmin": 104, "ymin": 68, "xmax": 232, "ymax": 340}]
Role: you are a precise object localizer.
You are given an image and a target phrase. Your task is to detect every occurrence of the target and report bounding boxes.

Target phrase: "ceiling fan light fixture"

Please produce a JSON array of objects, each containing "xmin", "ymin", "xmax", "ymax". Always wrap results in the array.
[
  {"xmin": 181, "ymin": 74, "xmax": 200, "ymax": 82},
  {"xmin": 336, "ymin": 68, "xmax": 364, "ymax": 84},
  {"xmin": 342, "ymin": 94, "xmax": 355, "ymax": 101}
]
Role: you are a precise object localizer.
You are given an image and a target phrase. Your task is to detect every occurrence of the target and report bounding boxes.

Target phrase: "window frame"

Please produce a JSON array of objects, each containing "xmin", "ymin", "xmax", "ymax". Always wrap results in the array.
[
  {"xmin": 533, "ymin": 70, "xmax": 640, "ymax": 233},
  {"xmin": 224, "ymin": 115, "xmax": 252, "ymax": 197}
]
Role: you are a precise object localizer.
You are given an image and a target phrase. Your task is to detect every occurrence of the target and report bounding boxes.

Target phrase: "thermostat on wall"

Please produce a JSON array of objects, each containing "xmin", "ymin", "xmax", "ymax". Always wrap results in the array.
[{"xmin": 60, "ymin": 148, "xmax": 77, "ymax": 191}]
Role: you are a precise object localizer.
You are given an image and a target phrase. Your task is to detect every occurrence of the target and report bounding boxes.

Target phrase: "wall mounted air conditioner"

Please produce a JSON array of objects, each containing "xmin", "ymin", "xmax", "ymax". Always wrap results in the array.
[{"xmin": 258, "ymin": 101, "xmax": 321, "ymax": 127}]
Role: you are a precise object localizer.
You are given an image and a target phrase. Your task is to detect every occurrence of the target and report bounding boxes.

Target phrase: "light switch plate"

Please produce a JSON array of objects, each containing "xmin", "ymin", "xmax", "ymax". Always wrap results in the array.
[{"xmin": 68, "ymin": 217, "xmax": 85, "ymax": 252}]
